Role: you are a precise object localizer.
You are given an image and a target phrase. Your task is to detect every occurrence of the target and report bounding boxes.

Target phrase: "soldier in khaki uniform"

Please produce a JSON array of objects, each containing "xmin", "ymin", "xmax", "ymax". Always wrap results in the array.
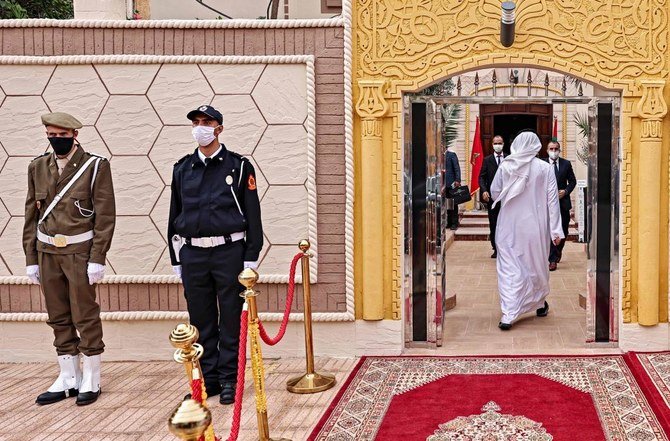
[{"xmin": 22, "ymin": 112, "xmax": 115, "ymax": 406}]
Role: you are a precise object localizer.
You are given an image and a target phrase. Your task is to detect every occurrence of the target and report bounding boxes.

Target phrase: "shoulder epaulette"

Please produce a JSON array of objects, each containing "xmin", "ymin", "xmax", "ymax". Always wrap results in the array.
[
  {"xmin": 228, "ymin": 150, "xmax": 248, "ymax": 162},
  {"xmin": 31, "ymin": 152, "xmax": 50, "ymax": 162},
  {"xmin": 174, "ymin": 154, "xmax": 191, "ymax": 166},
  {"xmin": 88, "ymin": 153, "xmax": 108, "ymax": 161}
]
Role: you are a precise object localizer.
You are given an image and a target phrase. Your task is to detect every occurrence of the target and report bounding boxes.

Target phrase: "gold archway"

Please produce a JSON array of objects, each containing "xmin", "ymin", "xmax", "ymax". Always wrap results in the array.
[{"xmin": 352, "ymin": 0, "xmax": 669, "ymax": 326}]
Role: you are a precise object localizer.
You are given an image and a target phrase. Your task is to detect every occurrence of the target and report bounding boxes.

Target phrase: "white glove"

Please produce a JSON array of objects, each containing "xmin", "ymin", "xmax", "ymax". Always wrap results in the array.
[
  {"xmin": 87, "ymin": 262, "xmax": 105, "ymax": 285},
  {"xmin": 243, "ymin": 261, "xmax": 258, "ymax": 270},
  {"xmin": 26, "ymin": 265, "xmax": 40, "ymax": 284},
  {"xmin": 172, "ymin": 265, "xmax": 182, "ymax": 279}
]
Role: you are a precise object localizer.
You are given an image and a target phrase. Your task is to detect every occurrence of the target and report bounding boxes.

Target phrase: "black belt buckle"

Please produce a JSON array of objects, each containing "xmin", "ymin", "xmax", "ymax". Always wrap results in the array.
[{"xmin": 224, "ymin": 234, "xmax": 232, "ymax": 244}]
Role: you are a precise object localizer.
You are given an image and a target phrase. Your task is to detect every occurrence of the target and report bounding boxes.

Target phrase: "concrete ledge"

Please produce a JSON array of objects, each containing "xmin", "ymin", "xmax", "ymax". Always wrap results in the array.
[
  {"xmin": 0, "ymin": 319, "xmax": 403, "ymax": 362},
  {"xmin": 619, "ymin": 322, "xmax": 670, "ymax": 352}
]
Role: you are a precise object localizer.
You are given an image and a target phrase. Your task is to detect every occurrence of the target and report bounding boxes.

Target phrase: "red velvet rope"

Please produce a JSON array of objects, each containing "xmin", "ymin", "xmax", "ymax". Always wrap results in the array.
[
  {"xmin": 257, "ymin": 252, "xmax": 303, "ymax": 346},
  {"xmin": 226, "ymin": 308, "xmax": 248, "ymax": 441}
]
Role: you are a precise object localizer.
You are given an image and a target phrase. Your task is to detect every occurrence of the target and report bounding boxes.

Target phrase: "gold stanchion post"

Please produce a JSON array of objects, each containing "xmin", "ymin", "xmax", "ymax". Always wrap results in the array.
[
  {"xmin": 239, "ymin": 268, "xmax": 290, "ymax": 441},
  {"xmin": 169, "ymin": 324, "xmax": 216, "ymax": 441},
  {"xmin": 286, "ymin": 239, "xmax": 336, "ymax": 394}
]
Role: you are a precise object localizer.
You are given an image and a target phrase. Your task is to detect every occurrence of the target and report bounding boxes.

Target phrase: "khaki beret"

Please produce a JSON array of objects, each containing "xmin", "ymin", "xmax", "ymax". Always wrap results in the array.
[{"xmin": 41, "ymin": 112, "xmax": 83, "ymax": 130}]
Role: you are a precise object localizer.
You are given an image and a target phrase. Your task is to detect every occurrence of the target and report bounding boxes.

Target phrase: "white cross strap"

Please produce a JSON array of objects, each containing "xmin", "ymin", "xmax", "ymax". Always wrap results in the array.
[{"xmin": 38, "ymin": 156, "xmax": 99, "ymax": 226}]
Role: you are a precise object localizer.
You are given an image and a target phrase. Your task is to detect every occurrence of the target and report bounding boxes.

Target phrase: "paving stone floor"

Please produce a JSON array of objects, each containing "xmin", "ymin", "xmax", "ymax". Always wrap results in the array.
[
  {"xmin": 0, "ymin": 357, "xmax": 357, "ymax": 441},
  {"xmin": 0, "ymin": 241, "xmax": 614, "ymax": 440},
  {"xmin": 430, "ymin": 240, "xmax": 614, "ymax": 355}
]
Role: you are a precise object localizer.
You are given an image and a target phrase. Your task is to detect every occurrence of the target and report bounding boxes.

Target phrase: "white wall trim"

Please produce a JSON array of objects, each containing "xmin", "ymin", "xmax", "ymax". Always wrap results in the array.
[
  {"xmin": 0, "ymin": 18, "xmax": 344, "ymax": 29},
  {"xmin": 0, "ymin": 49, "xmax": 355, "ymax": 321}
]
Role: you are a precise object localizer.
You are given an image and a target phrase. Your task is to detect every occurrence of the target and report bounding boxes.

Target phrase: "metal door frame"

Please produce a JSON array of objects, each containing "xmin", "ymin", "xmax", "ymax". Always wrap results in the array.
[
  {"xmin": 586, "ymin": 97, "xmax": 620, "ymax": 344},
  {"xmin": 402, "ymin": 94, "xmax": 621, "ymax": 348}
]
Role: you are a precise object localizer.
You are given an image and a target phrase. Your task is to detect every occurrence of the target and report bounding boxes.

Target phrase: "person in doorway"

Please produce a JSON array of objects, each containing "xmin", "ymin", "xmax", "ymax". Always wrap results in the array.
[
  {"xmin": 491, "ymin": 131, "xmax": 563, "ymax": 330},
  {"xmin": 444, "ymin": 149, "xmax": 461, "ymax": 230},
  {"xmin": 478, "ymin": 135, "xmax": 506, "ymax": 258},
  {"xmin": 545, "ymin": 140, "xmax": 576, "ymax": 271},
  {"xmin": 168, "ymin": 105, "xmax": 263, "ymax": 405},
  {"xmin": 24, "ymin": 112, "xmax": 115, "ymax": 406}
]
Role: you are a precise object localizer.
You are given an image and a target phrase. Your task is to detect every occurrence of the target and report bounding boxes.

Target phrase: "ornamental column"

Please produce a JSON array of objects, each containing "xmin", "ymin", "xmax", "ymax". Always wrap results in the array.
[
  {"xmin": 355, "ymin": 80, "xmax": 388, "ymax": 320},
  {"xmin": 636, "ymin": 80, "xmax": 667, "ymax": 326}
]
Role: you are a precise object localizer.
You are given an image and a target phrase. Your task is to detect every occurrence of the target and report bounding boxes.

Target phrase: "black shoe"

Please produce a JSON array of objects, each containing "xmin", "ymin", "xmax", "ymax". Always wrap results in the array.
[
  {"xmin": 491, "ymin": 251, "xmax": 497, "ymax": 258},
  {"xmin": 450, "ymin": 225, "xmax": 458, "ymax": 230},
  {"xmin": 75, "ymin": 389, "xmax": 101, "ymax": 406},
  {"xmin": 205, "ymin": 382, "xmax": 222, "ymax": 396},
  {"xmin": 220, "ymin": 383, "xmax": 236, "ymax": 405},
  {"xmin": 35, "ymin": 388, "xmax": 78, "ymax": 405},
  {"xmin": 183, "ymin": 393, "xmax": 192, "ymax": 400},
  {"xmin": 537, "ymin": 301, "xmax": 550, "ymax": 317},
  {"xmin": 498, "ymin": 322, "xmax": 512, "ymax": 331}
]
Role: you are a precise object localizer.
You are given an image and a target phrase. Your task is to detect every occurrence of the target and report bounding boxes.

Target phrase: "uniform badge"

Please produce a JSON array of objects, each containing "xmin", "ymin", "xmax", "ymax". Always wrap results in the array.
[
  {"xmin": 248, "ymin": 174, "xmax": 257, "ymax": 191},
  {"xmin": 226, "ymin": 175, "xmax": 233, "ymax": 185},
  {"xmin": 199, "ymin": 105, "xmax": 208, "ymax": 111},
  {"xmin": 36, "ymin": 201, "xmax": 41, "ymax": 209}
]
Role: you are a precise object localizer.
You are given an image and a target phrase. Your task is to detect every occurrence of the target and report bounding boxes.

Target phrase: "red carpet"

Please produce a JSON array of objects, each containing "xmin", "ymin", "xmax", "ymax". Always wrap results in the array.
[{"xmin": 309, "ymin": 356, "xmax": 669, "ymax": 440}]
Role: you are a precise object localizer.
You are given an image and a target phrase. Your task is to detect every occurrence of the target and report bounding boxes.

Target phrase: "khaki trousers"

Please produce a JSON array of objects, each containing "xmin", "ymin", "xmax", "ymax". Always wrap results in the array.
[{"xmin": 38, "ymin": 251, "xmax": 104, "ymax": 356}]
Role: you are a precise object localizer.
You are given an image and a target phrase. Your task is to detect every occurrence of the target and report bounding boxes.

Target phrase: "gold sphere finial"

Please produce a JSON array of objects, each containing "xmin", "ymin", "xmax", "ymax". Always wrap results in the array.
[
  {"xmin": 168, "ymin": 399, "xmax": 212, "ymax": 440},
  {"xmin": 169, "ymin": 323, "xmax": 199, "ymax": 350},
  {"xmin": 238, "ymin": 267, "xmax": 259, "ymax": 289},
  {"xmin": 299, "ymin": 239, "xmax": 310, "ymax": 252}
]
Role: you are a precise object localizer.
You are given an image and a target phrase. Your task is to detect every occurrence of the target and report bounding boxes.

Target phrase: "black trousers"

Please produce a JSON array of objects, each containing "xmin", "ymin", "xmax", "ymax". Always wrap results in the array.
[
  {"xmin": 180, "ymin": 241, "xmax": 245, "ymax": 387},
  {"xmin": 549, "ymin": 208, "xmax": 571, "ymax": 262},
  {"xmin": 487, "ymin": 202, "xmax": 500, "ymax": 251}
]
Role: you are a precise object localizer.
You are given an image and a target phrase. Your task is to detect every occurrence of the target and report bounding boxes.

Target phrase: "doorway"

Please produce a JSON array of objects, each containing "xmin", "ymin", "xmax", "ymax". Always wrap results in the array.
[
  {"xmin": 480, "ymin": 104, "xmax": 553, "ymax": 157},
  {"xmin": 403, "ymin": 93, "xmax": 620, "ymax": 350}
]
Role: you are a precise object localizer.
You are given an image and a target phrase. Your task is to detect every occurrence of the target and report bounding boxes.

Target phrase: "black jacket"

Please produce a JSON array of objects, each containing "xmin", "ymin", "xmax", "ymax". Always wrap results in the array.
[
  {"xmin": 545, "ymin": 157, "xmax": 577, "ymax": 211},
  {"xmin": 478, "ymin": 153, "xmax": 504, "ymax": 202},
  {"xmin": 167, "ymin": 146, "xmax": 263, "ymax": 265},
  {"xmin": 444, "ymin": 151, "xmax": 461, "ymax": 188}
]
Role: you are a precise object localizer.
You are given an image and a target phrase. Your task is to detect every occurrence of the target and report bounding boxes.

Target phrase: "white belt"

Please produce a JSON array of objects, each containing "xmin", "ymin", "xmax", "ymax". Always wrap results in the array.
[
  {"xmin": 37, "ymin": 230, "xmax": 94, "ymax": 248},
  {"xmin": 188, "ymin": 232, "xmax": 245, "ymax": 248}
]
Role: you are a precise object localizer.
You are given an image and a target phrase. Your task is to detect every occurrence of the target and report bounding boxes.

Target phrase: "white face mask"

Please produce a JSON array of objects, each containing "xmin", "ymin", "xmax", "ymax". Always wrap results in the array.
[
  {"xmin": 192, "ymin": 126, "xmax": 217, "ymax": 146},
  {"xmin": 493, "ymin": 143, "xmax": 504, "ymax": 153},
  {"xmin": 548, "ymin": 150, "xmax": 560, "ymax": 160}
]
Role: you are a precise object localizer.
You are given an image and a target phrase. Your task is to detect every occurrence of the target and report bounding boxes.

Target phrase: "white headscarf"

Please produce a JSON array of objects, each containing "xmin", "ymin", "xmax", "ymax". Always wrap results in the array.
[{"xmin": 492, "ymin": 132, "xmax": 542, "ymax": 209}]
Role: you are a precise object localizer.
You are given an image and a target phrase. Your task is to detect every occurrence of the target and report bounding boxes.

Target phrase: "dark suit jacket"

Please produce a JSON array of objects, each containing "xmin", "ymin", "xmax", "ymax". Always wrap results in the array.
[
  {"xmin": 444, "ymin": 151, "xmax": 461, "ymax": 188},
  {"xmin": 545, "ymin": 157, "xmax": 577, "ymax": 211},
  {"xmin": 478, "ymin": 153, "xmax": 504, "ymax": 199}
]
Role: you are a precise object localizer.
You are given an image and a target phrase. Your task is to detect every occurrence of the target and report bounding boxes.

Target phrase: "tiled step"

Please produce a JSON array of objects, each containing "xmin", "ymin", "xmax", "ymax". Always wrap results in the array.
[{"xmin": 459, "ymin": 212, "xmax": 578, "ymax": 228}]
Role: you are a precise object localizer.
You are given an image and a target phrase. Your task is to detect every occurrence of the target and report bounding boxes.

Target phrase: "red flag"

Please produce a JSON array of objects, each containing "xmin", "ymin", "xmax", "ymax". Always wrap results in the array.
[
  {"xmin": 469, "ymin": 116, "xmax": 483, "ymax": 194},
  {"xmin": 552, "ymin": 116, "xmax": 558, "ymax": 140}
]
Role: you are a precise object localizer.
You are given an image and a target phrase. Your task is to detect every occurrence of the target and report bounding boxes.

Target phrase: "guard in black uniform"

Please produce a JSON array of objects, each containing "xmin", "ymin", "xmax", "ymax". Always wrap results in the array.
[{"xmin": 168, "ymin": 105, "xmax": 263, "ymax": 405}]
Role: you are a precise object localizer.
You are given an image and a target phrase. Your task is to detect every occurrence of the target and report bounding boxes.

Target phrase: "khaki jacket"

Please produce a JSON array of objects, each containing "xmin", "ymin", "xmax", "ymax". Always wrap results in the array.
[{"xmin": 22, "ymin": 145, "xmax": 116, "ymax": 265}]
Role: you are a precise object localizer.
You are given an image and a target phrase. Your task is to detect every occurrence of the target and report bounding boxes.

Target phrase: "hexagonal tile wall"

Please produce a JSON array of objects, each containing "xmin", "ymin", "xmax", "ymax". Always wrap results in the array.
[
  {"xmin": 254, "ymin": 125, "xmax": 308, "ymax": 185},
  {"xmin": 97, "ymin": 95, "xmax": 163, "ymax": 155},
  {"xmin": 76, "ymin": 127, "xmax": 112, "ymax": 159},
  {"xmin": 199, "ymin": 64, "xmax": 266, "ymax": 94},
  {"xmin": 110, "ymin": 156, "xmax": 164, "ymax": 216},
  {"xmin": 0, "ymin": 157, "xmax": 34, "ymax": 216},
  {"xmin": 42, "ymin": 65, "xmax": 109, "ymax": 126},
  {"xmin": 147, "ymin": 65, "xmax": 214, "ymax": 125},
  {"xmin": 94, "ymin": 64, "xmax": 160, "ymax": 95},
  {"xmin": 0, "ymin": 96, "xmax": 51, "ymax": 156},
  {"xmin": 0, "ymin": 65, "xmax": 54, "ymax": 95},
  {"xmin": 0, "ymin": 217, "xmax": 27, "ymax": 275},
  {"xmin": 252, "ymin": 64, "xmax": 307, "ymax": 124},
  {"xmin": 0, "ymin": 61, "xmax": 315, "ymax": 277},
  {"xmin": 211, "ymin": 94, "xmax": 267, "ymax": 156},
  {"xmin": 106, "ymin": 216, "xmax": 166, "ymax": 275},
  {"xmin": 149, "ymin": 125, "xmax": 196, "ymax": 184}
]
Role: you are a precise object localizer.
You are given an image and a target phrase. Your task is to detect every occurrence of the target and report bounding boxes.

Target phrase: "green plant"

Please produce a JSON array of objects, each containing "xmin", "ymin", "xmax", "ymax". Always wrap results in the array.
[
  {"xmin": 1, "ymin": 0, "xmax": 73, "ymax": 19},
  {"xmin": 440, "ymin": 102, "xmax": 461, "ymax": 151},
  {"xmin": 0, "ymin": 0, "xmax": 27, "ymax": 18},
  {"xmin": 574, "ymin": 112, "xmax": 590, "ymax": 165}
]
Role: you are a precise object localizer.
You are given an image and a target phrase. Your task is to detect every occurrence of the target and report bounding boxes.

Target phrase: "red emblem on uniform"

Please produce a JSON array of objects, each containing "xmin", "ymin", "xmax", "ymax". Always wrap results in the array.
[{"xmin": 248, "ymin": 174, "xmax": 257, "ymax": 191}]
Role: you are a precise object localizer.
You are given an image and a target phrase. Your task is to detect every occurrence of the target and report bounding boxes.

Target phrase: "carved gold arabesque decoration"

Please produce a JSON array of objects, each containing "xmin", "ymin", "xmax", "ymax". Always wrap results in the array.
[
  {"xmin": 638, "ymin": 80, "xmax": 668, "ymax": 139},
  {"xmin": 357, "ymin": 0, "xmax": 668, "ymax": 93},
  {"xmin": 354, "ymin": 0, "xmax": 670, "ymax": 323}
]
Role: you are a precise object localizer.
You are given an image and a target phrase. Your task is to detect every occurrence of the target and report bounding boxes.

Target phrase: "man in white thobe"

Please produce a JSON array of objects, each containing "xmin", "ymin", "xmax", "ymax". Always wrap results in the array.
[{"xmin": 491, "ymin": 132, "xmax": 564, "ymax": 329}]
